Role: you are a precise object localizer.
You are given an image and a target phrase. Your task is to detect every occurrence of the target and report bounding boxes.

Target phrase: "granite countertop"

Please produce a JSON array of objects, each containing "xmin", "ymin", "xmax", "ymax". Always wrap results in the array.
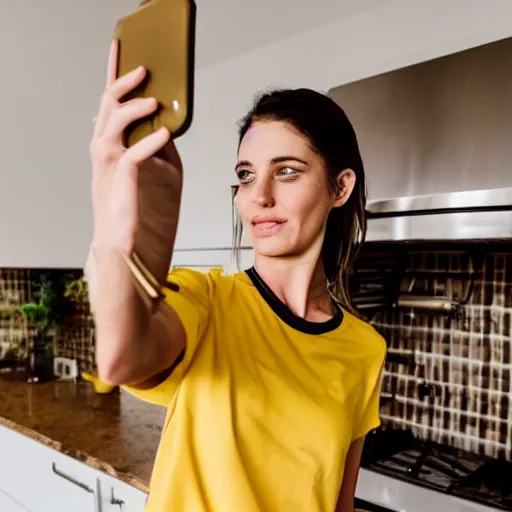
[{"xmin": 0, "ymin": 370, "xmax": 165, "ymax": 492}]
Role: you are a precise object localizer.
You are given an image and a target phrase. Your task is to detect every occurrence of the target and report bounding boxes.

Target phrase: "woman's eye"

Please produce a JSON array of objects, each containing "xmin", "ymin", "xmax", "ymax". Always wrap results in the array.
[
  {"xmin": 277, "ymin": 167, "xmax": 299, "ymax": 179},
  {"xmin": 237, "ymin": 170, "xmax": 254, "ymax": 183}
]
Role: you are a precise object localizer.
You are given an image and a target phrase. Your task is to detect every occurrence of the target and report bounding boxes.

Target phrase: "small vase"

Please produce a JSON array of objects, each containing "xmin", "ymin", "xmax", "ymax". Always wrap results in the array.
[{"xmin": 26, "ymin": 333, "xmax": 54, "ymax": 383}]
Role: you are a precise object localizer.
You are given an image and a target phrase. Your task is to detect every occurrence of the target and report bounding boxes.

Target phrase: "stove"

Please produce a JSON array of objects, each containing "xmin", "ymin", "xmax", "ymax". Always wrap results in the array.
[
  {"xmin": 355, "ymin": 497, "xmax": 398, "ymax": 511},
  {"xmin": 361, "ymin": 428, "xmax": 512, "ymax": 511}
]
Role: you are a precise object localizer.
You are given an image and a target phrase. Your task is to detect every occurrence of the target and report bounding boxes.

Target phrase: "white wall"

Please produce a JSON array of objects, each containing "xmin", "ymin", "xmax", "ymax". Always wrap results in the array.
[
  {"xmin": 2, "ymin": 0, "xmax": 512, "ymax": 268},
  {"xmin": 0, "ymin": 0, "xmax": 139, "ymax": 269}
]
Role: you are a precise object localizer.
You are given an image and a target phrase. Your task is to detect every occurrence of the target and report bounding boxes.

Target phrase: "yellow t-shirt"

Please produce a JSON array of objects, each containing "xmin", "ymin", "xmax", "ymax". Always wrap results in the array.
[{"xmin": 124, "ymin": 267, "xmax": 386, "ymax": 512}]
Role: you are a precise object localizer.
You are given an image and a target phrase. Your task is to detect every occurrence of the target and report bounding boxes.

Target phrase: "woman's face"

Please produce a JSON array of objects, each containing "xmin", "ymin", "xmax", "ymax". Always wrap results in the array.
[{"xmin": 235, "ymin": 120, "xmax": 354, "ymax": 260}]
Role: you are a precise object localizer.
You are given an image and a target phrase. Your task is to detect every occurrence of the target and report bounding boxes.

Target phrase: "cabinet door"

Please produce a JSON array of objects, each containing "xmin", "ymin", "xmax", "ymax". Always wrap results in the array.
[
  {"xmin": 0, "ymin": 425, "xmax": 98, "ymax": 512},
  {"xmin": 0, "ymin": 425, "xmax": 149, "ymax": 512},
  {"xmin": 0, "ymin": 489, "xmax": 33, "ymax": 512},
  {"xmin": 38, "ymin": 459, "xmax": 100, "ymax": 512},
  {"xmin": 0, "ymin": 426, "xmax": 43, "ymax": 511}
]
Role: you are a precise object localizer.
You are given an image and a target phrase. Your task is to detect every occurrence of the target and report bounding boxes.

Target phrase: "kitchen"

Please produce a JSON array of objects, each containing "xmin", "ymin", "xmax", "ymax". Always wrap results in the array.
[{"xmin": 1, "ymin": 1, "xmax": 512, "ymax": 511}]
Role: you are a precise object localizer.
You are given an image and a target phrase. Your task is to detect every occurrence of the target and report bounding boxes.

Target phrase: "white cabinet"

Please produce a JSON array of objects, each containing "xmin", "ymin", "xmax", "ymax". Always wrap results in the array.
[
  {"xmin": 0, "ymin": 425, "xmax": 148, "ymax": 512},
  {"xmin": 0, "ymin": 489, "xmax": 33, "ymax": 512},
  {"xmin": 0, "ymin": 425, "xmax": 99, "ymax": 512}
]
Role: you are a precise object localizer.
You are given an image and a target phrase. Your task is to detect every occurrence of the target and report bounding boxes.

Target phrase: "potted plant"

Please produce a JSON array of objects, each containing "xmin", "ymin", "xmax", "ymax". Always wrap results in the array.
[{"xmin": 21, "ymin": 272, "xmax": 76, "ymax": 382}]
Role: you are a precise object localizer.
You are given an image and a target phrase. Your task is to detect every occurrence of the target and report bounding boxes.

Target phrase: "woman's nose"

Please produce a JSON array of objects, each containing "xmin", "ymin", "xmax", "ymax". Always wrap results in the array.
[
  {"xmin": 255, "ymin": 195, "xmax": 275, "ymax": 208},
  {"xmin": 254, "ymin": 181, "xmax": 275, "ymax": 208}
]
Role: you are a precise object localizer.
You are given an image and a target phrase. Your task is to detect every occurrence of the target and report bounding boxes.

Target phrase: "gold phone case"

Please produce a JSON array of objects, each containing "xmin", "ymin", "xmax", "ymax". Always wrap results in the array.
[{"xmin": 114, "ymin": 0, "xmax": 196, "ymax": 147}]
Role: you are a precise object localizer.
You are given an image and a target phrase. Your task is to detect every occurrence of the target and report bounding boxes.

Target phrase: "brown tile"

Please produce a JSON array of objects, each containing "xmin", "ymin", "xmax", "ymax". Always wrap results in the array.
[{"xmin": 355, "ymin": 245, "xmax": 512, "ymax": 459}]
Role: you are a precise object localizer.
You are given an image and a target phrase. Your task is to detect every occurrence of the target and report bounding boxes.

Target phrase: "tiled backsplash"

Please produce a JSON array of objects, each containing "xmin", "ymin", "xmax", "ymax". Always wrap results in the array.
[
  {"xmin": 353, "ymin": 243, "xmax": 511, "ymax": 460},
  {"xmin": 55, "ymin": 293, "xmax": 95, "ymax": 374},
  {"xmin": 1, "ymin": 243, "xmax": 511, "ymax": 462},
  {"xmin": 0, "ymin": 268, "xmax": 95, "ymax": 374},
  {"xmin": 0, "ymin": 269, "xmax": 33, "ymax": 362}
]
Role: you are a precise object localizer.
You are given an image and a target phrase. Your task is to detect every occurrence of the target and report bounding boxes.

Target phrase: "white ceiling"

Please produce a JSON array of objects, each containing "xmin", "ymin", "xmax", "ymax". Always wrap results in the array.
[{"xmin": 194, "ymin": 0, "xmax": 387, "ymax": 68}]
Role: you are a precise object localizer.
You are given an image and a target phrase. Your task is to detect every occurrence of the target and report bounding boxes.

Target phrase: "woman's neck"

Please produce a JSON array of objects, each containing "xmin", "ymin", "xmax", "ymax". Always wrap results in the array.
[{"xmin": 253, "ymin": 251, "xmax": 334, "ymax": 323}]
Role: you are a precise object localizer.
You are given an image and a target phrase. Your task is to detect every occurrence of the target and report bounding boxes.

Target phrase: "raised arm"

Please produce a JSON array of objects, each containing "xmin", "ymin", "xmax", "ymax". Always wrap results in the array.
[{"xmin": 85, "ymin": 40, "xmax": 185, "ymax": 386}]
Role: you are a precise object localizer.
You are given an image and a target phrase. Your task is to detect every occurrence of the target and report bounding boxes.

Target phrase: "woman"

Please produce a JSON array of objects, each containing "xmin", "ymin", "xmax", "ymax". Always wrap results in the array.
[{"xmin": 86, "ymin": 40, "xmax": 386, "ymax": 512}]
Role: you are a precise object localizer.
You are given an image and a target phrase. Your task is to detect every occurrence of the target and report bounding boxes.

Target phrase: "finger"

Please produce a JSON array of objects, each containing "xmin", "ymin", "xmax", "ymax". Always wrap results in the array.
[
  {"xmin": 93, "ymin": 67, "xmax": 148, "ymax": 138},
  {"xmin": 92, "ymin": 93, "xmax": 115, "ymax": 139},
  {"xmin": 121, "ymin": 127, "xmax": 171, "ymax": 166},
  {"xmin": 102, "ymin": 97, "xmax": 159, "ymax": 142},
  {"xmin": 108, "ymin": 65, "xmax": 147, "ymax": 101},
  {"xmin": 106, "ymin": 40, "xmax": 119, "ymax": 88}
]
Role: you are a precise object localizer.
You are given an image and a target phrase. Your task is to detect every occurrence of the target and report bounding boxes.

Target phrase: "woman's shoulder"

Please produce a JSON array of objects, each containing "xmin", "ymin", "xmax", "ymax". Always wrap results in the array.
[{"xmin": 341, "ymin": 308, "xmax": 387, "ymax": 363}]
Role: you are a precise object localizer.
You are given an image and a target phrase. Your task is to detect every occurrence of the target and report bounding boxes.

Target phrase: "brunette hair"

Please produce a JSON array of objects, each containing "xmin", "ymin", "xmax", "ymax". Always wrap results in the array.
[{"xmin": 232, "ymin": 88, "xmax": 367, "ymax": 313}]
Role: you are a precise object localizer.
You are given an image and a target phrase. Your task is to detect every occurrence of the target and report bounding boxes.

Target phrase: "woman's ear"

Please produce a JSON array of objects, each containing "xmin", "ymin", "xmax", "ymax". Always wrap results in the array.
[{"xmin": 333, "ymin": 168, "xmax": 356, "ymax": 208}]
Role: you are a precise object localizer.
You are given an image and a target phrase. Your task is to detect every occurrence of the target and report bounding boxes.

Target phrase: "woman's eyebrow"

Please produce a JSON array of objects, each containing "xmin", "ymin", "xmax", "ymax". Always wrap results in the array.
[
  {"xmin": 235, "ymin": 160, "xmax": 252, "ymax": 171},
  {"xmin": 235, "ymin": 156, "xmax": 309, "ymax": 171},
  {"xmin": 268, "ymin": 156, "xmax": 309, "ymax": 166}
]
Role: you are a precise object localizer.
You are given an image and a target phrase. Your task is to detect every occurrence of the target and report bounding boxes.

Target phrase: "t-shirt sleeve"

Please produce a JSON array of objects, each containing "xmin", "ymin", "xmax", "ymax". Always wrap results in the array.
[
  {"xmin": 122, "ymin": 267, "xmax": 213, "ymax": 407},
  {"xmin": 352, "ymin": 337, "xmax": 387, "ymax": 441}
]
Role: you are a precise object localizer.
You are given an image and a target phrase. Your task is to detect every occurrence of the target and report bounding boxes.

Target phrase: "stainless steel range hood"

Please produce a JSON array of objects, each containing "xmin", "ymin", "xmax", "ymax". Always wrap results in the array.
[
  {"xmin": 328, "ymin": 37, "xmax": 512, "ymax": 242},
  {"xmin": 366, "ymin": 187, "xmax": 512, "ymax": 241}
]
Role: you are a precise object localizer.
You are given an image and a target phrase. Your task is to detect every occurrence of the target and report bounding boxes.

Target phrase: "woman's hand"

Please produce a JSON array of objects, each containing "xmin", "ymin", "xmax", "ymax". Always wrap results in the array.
[{"xmin": 89, "ymin": 39, "xmax": 183, "ymax": 285}]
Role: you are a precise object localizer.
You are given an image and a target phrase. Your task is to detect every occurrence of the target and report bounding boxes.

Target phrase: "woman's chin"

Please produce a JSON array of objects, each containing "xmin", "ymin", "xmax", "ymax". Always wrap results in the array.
[{"xmin": 252, "ymin": 239, "xmax": 294, "ymax": 258}]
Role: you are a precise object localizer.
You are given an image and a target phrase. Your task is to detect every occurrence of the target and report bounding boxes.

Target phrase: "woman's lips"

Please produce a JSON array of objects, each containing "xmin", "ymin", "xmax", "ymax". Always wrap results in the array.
[{"xmin": 251, "ymin": 219, "xmax": 286, "ymax": 236}]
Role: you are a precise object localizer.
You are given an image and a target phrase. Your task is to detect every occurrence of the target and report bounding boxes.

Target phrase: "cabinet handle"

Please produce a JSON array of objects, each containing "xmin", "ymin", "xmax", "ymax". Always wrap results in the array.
[
  {"xmin": 95, "ymin": 477, "xmax": 102, "ymax": 512},
  {"xmin": 111, "ymin": 486, "xmax": 125, "ymax": 507},
  {"xmin": 51, "ymin": 462, "xmax": 94, "ymax": 493}
]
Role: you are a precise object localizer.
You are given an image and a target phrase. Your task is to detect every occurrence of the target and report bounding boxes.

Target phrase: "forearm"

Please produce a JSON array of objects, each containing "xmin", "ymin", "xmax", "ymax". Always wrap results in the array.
[
  {"xmin": 85, "ymin": 242, "xmax": 185, "ymax": 385},
  {"xmin": 335, "ymin": 437, "xmax": 364, "ymax": 512},
  {"xmin": 85, "ymin": 243, "xmax": 153, "ymax": 384}
]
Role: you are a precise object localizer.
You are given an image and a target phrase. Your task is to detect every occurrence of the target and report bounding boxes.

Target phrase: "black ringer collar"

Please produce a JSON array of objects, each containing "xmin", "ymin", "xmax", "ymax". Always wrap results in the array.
[{"xmin": 245, "ymin": 267, "xmax": 343, "ymax": 335}]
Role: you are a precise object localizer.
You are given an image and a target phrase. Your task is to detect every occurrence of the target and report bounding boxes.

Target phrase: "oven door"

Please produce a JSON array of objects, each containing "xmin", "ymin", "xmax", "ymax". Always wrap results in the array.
[{"xmin": 355, "ymin": 497, "xmax": 399, "ymax": 512}]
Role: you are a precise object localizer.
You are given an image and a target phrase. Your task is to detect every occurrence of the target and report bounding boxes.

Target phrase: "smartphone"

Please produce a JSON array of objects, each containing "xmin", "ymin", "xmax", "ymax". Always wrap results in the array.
[{"xmin": 113, "ymin": 0, "xmax": 196, "ymax": 147}]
